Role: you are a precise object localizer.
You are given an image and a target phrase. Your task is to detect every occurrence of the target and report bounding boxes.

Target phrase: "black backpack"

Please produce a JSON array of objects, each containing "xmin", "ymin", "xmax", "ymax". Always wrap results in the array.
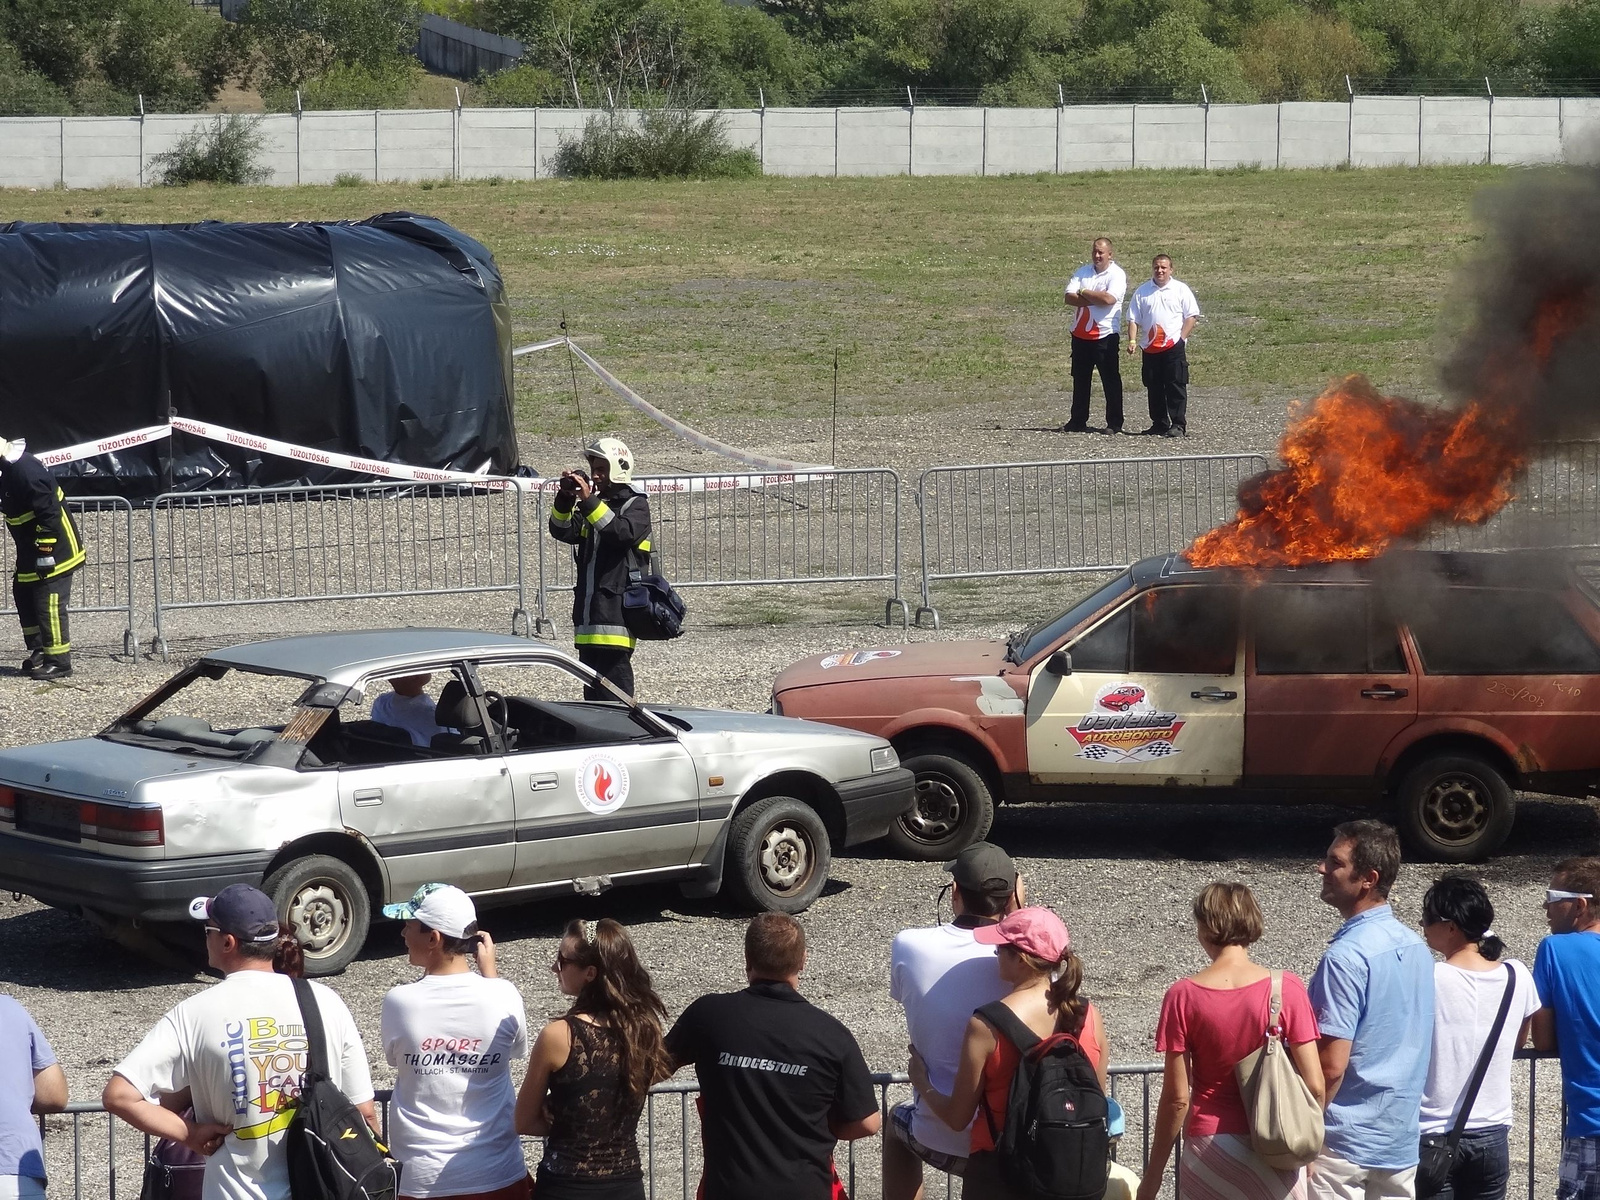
[
  {"xmin": 977, "ymin": 1001, "xmax": 1111, "ymax": 1200},
  {"xmin": 285, "ymin": 978, "xmax": 399, "ymax": 1200}
]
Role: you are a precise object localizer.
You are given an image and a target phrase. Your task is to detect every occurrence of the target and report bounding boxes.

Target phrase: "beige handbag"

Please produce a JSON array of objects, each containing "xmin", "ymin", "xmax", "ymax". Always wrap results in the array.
[{"xmin": 1233, "ymin": 969, "xmax": 1325, "ymax": 1169}]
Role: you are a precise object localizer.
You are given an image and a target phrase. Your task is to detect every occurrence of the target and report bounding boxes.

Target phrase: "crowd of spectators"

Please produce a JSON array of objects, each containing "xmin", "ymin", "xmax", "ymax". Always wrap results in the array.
[{"xmin": 2, "ymin": 827, "xmax": 1598, "ymax": 1200}]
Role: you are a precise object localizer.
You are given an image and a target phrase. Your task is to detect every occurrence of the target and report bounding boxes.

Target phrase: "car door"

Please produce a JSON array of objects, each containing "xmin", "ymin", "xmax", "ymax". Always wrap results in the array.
[
  {"xmin": 336, "ymin": 666, "xmax": 515, "ymax": 898},
  {"xmin": 1245, "ymin": 585, "xmax": 1418, "ymax": 785},
  {"xmin": 1026, "ymin": 584, "xmax": 1244, "ymax": 785},
  {"xmin": 469, "ymin": 657, "xmax": 702, "ymax": 889}
]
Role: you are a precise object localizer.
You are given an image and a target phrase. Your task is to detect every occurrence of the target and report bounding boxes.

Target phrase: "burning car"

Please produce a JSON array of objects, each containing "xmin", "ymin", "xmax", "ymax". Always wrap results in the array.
[{"xmin": 771, "ymin": 550, "xmax": 1600, "ymax": 863}]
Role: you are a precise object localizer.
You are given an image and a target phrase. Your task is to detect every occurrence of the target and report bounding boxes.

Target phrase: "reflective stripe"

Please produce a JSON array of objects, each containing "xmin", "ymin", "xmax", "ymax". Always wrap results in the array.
[
  {"xmin": 19, "ymin": 625, "xmax": 38, "ymax": 636},
  {"xmin": 44, "ymin": 592, "xmax": 67, "ymax": 655},
  {"xmin": 5, "ymin": 511, "xmax": 31, "ymax": 526},
  {"xmin": 586, "ymin": 501, "xmax": 614, "ymax": 529},
  {"xmin": 637, "ymin": 538, "xmax": 651, "ymax": 552},
  {"xmin": 575, "ymin": 632, "xmax": 636, "ymax": 648}
]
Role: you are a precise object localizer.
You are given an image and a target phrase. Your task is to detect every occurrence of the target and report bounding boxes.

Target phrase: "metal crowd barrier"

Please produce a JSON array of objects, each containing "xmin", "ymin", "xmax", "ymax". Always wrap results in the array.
[
  {"xmin": 38, "ymin": 1054, "xmax": 1568, "ymax": 1200},
  {"xmin": 1426, "ymin": 441, "xmax": 1600, "ymax": 554},
  {"xmin": 530, "ymin": 469, "xmax": 910, "ymax": 636},
  {"xmin": 147, "ymin": 483, "xmax": 530, "ymax": 660},
  {"xmin": 0, "ymin": 496, "xmax": 139, "ymax": 657},
  {"xmin": 913, "ymin": 454, "xmax": 1271, "ymax": 628}
]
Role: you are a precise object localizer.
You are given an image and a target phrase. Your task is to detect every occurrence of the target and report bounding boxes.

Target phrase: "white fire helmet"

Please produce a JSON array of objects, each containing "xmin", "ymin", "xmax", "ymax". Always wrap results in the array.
[
  {"xmin": 0, "ymin": 438, "xmax": 24, "ymax": 463},
  {"xmin": 584, "ymin": 436, "xmax": 634, "ymax": 484}
]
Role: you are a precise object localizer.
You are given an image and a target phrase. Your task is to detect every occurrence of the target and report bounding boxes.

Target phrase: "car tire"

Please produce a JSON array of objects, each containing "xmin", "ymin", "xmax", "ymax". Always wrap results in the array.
[
  {"xmin": 884, "ymin": 751, "xmax": 996, "ymax": 861},
  {"xmin": 263, "ymin": 854, "xmax": 371, "ymax": 976},
  {"xmin": 724, "ymin": 795, "xmax": 831, "ymax": 914},
  {"xmin": 1395, "ymin": 754, "xmax": 1516, "ymax": 863}
]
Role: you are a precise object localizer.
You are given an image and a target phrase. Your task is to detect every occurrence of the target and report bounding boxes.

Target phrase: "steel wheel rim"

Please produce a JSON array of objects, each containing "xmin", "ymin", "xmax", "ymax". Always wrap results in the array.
[
  {"xmin": 900, "ymin": 774, "xmax": 964, "ymax": 843},
  {"xmin": 286, "ymin": 880, "xmax": 351, "ymax": 957},
  {"xmin": 759, "ymin": 822, "xmax": 814, "ymax": 895},
  {"xmin": 1421, "ymin": 775, "xmax": 1491, "ymax": 845}
]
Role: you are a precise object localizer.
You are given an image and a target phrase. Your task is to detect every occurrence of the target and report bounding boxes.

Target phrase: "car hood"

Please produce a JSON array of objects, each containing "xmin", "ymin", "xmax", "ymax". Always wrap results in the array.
[
  {"xmin": 649, "ymin": 707, "xmax": 882, "ymax": 742},
  {"xmin": 772, "ymin": 640, "xmax": 1009, "ymax": 691},
  {"xmin": 0, "ymin": 738, "xmax": 237, "ymax": 795}
]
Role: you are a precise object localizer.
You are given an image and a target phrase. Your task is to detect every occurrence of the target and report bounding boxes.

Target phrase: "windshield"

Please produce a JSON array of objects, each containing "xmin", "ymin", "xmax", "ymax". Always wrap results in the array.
[
  {"xmin": 102, "ymin": 662, "xmax": 316, "ymax": 759},
  {"xmin": 1012, "ymin": 573, "xmax": 1135, "ymax": 663}
]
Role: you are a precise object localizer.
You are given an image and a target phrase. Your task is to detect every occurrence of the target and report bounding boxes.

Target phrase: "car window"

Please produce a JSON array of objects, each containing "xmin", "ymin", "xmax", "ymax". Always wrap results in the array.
[
  {"xmin": 1406, "ymin": 590, "xmax": 1600, "ymax": 675},
  {"xmin": 107, "ymin": 666, "xmax": 310, "ymax": 758},
  {"xmin": 323, "ymin": 665, "xmax": 477, "ymax": 765},
  {"xmin": 1018, "ymin": 573, "xmax": 1134, "ymax": 662},
  {"xmin": 474, "ymin": 659, "xmax": 657, "ymax": 749},
  {"xmin": 1067, "ymin": 586, "xmax": 1239, "ymax": 675},
  {"xmin": 1253, "ymin": 587, "xmax": 1407, "ymax": 675}
]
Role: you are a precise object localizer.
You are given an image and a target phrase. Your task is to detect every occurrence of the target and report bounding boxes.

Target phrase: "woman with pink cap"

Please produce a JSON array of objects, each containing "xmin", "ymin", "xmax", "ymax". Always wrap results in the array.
[{"xmin": 907, "ymin": 906, "xmax": 1106, "ymax": 1199}]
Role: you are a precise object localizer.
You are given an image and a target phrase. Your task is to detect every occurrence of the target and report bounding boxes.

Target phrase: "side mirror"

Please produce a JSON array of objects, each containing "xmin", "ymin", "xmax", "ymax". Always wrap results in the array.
[{"xmin": 1046, "ymin": 650, "xmax": 1073, "ymax": 677}]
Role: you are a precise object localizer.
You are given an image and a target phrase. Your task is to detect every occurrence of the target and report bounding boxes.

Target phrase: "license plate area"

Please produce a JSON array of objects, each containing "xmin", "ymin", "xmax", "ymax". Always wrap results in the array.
[{"xmin": 15, "ymin": 794, "xmax": 81, "ymax": 843}]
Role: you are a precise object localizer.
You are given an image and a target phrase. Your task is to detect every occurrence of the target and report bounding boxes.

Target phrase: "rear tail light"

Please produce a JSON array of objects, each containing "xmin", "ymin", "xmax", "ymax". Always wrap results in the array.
[
  {"xmin": 81, "ymin": 802, "xmax": 164, "ymax": 847},
  {"xmin": 0, "ymin": 786, "xmax": 14, "ymax": 823}
]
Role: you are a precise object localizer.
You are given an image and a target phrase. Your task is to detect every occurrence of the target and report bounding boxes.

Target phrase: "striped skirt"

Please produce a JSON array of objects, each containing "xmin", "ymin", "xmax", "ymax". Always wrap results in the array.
[{"xmin": 1179, "ymin": 1133, "xmax": 1307, "ymax": 1200}]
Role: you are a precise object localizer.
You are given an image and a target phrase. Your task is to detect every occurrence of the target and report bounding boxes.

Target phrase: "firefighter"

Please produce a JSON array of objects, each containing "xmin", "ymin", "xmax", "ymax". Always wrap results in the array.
[
  {"xmin": 548, "ymin": 437, "xmax": 652, "ymax": 700},
  {"xmin": 0, "ymin": 438, "xmax": 85, "ymax": 679}
]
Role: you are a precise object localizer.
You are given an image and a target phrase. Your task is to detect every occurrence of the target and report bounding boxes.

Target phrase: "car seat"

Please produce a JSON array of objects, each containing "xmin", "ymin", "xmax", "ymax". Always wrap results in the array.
[{"xmin": 431, "ymin": 680, "xmax": 488, "ymax": 753}]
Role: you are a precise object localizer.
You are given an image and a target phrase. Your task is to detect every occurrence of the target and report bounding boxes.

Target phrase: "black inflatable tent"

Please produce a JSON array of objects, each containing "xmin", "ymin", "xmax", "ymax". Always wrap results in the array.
[{"xmin": 0, "ymin": 212, "xmax": 520, "ymax": 496}]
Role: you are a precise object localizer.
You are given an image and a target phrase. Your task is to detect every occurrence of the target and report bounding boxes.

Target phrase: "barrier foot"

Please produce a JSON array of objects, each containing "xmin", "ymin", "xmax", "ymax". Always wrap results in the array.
[
  {"xmin": 914, "ymin": 605, "xmax": 941, "ymax": 630},
  {"xmin": 123, "ymin": 629, "xmax": 139, "ymax": 659},
  {"xmin": 511, "ymin": 607, "xmax": 532, "ymax": 637},
  {"xmin": 884, "ymin": 597, "xmax": 911, "ymax": 629},
  {"xmin": 534, "ymin": 616, "xmax": 556, "ymax": 639},
  {"xmin": 153, "ymin": 635, "xmax": 170, "ymax": 664}
]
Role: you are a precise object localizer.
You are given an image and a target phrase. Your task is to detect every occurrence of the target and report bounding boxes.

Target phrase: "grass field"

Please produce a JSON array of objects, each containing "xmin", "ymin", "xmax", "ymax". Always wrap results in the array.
[{"xmin": 2, "ymin": 167, "xmax": 1510, "ymax": 438}]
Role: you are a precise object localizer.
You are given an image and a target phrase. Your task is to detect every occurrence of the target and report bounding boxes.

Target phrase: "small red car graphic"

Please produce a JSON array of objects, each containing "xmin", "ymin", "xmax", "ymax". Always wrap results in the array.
[{"xmin": 1098, "ymin": 686, "xmax": 1146, "ymax": 712}]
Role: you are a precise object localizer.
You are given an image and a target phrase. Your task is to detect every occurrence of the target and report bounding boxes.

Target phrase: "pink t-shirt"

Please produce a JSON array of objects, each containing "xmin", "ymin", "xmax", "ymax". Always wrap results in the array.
[{"xmin": 1154, "ymin": 973, "xmax": 1320, "ymax": 1137}]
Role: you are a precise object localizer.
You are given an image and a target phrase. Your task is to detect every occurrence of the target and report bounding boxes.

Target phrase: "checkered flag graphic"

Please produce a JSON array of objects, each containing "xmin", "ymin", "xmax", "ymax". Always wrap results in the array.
[{"xmin": 1141, "ymin": 741, "xmax": 1178, "ymax": 758}]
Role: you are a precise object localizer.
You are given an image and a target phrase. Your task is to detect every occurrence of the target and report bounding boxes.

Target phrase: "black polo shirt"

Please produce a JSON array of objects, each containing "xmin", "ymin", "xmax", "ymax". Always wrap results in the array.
[{"xmin": 664, "ymin": 980, "xmax": 877, "ymax": 1200}]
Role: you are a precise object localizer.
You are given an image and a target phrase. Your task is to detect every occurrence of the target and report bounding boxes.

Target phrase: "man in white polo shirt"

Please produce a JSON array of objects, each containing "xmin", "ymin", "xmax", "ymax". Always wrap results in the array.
[
  {"xmin": 883, "ymin": 843, "xmax": 1022, "ymax": 1200},
  {"xmin": 1126, "ymin": 253, "xmax": 1201, "ymax": 438},
  {"xmin": 1062, "ymin": 237, "xmax": 1128, "ymax": 434}
]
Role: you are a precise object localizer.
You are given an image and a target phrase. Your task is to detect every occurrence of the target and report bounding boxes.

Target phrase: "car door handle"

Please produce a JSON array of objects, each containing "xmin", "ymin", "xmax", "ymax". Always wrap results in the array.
[
  {"xmin": 1361, "ymin": 686, "xmax": 1409, "ymax": 700},
  {"xmin": 1190, "ymin": 688, "xmax": 1238, "ymax": 701},
  {"xmin": 528, "ymin": 773, "xmax": 560, "ymax": 791},
  {"xmin": 352, "ymin": 788, "xmax": 383, "ymax": 807}
]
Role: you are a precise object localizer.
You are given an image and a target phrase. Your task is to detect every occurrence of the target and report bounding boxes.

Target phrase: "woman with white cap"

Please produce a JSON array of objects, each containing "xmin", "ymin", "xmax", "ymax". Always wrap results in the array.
[
  {"xmin": 908, "ymin": 905, "xmax": 1105, "ymax": 1199},
  {"xmin": 380, "ymin": 883, "xmax": 531, "ymax": 1200}
]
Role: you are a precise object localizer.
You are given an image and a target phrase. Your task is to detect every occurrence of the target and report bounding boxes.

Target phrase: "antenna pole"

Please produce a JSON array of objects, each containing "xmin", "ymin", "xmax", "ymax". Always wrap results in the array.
[
  {"xmin": 832, "ymin": 349, "xmax": 840, "ymax": 468},
  {"xmin": 561, "ymin": 311, "xmax": 587, "ymax": 446}
]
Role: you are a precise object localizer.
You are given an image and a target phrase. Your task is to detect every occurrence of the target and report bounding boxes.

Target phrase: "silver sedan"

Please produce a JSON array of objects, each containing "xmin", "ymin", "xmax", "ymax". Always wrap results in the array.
[{"xmin": 0, "ymin": 630, "xmax": 913, "ymax": 973}]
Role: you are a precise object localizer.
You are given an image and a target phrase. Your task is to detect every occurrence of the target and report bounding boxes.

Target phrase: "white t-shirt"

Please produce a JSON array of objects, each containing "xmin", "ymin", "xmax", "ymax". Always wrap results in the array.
[
  {"xmin": 114, "ymin": 971, "xmax": 375, "ymax": 1200},
  {"xmin": 371, "ymin": 691, "xmax": 444, "ymax": 748},
  {"xmin": 889, "ymin": 922, "xmax": 1007, "ymax": 1157},
  {"xmin": 1066, "ymin": 262, "xmax": 1128, "ymax": 340},
  {"xmin": 1127, "ymin": 278, "xmax": 1201, "ymax": 352},
  {"xmin": 381, "ymin": 972, "xmax": 530, "ymax": 1198},
  {"xmin": 1420, "ymin": 959, "xmax": 1541, "ymax": 1133}
]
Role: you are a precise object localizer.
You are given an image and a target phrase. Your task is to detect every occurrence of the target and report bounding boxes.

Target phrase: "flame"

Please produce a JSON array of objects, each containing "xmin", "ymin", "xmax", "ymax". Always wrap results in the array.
[
  {"xmin": 1186, "ymin": 290, "xmax": 1588, "ymax": 568},
  {"xmin": 593, "ymin": 765, "xmax": 614, "ymax": 802}
]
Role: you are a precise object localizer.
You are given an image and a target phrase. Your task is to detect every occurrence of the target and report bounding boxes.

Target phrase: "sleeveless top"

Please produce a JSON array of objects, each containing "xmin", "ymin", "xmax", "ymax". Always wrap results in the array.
[
  {"xmin": 540, "ymin": 1018, "xmax": 646, "ymax": 1178},
  {"xmin": 971, "ymin": 1002, "xmax": 1106, "ymax": 1154}
]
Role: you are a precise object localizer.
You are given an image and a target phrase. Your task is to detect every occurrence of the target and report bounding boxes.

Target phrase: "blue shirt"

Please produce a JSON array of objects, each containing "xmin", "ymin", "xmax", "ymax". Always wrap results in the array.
[
  {"xmin": 0, "ymin": 995, "xmax": 55, "ymax": 1182},
  {"xmin": 1532, "ymin": 930, "xmax": 1600, "ymax": 1138},
  {"xmin": 1309, "ymin": 904, "xmax": 1435, "ymax": 1169}
]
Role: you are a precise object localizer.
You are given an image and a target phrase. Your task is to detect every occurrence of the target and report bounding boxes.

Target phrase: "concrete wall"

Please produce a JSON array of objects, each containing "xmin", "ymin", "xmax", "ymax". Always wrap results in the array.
[{"xmin": 5, "ymin": 99, "xmax": 1595, "ymax": 188}]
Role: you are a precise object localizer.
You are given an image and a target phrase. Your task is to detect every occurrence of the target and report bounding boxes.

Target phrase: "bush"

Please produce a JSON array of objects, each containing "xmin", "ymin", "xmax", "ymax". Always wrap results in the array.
[
  {"xmin": 151, "ymin": 114, "xmax": 271, "ymax": 185},
  {"xmin": 263, "ymin": 59, "xmax": 420, "ymax": 109},
  {"xmin": 0, "ymin": 40, "xmax": 71, "ymax": 115},
  {"xmin": 1238, "ymin": 10, "xmax": 1380, "ymax": 99},
  {"xmin": 475, "ymin": 63, "xmax": 559, "ymax": 105},
  {"xmin": 243, "ymin": 0, "xmax": 420, "ymax": 89},
  {"xmin": 554, "ymin": 108, "xmax": 761, "ymax": 179}
]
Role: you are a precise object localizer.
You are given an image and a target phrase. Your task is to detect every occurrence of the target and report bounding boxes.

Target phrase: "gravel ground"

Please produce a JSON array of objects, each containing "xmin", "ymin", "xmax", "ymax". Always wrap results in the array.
[{"xmin": 6, "ymin": 388, "xmax": 1594, "ymax": 1197}]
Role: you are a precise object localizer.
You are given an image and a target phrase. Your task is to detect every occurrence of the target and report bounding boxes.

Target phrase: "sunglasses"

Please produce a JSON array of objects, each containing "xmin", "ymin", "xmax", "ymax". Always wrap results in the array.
[
  {"xmin": 551, "ymin": 951, "xmax": 577, "ymax": 972},
  {"xmin": 1546, "ymin": 889, "xmax": 1594, "ymax": 905}
]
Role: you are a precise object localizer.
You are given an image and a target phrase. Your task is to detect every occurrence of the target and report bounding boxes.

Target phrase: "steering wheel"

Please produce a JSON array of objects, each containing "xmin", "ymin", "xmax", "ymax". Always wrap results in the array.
[{"xmin": 482, "ymin": 690, "xmax": 515, "ymax": 749}]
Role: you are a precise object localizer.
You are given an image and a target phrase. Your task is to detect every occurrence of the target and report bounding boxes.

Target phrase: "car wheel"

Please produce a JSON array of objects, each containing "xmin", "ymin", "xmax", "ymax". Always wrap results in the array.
[
  {"xmin": 1396, "ymin": 754, "xmax": 1516, "ymax": 863},
  {"xmin": 883, "ymin": 751, "xmax": 996, "ymax": 861},
  {"xmin": 263, "ymin": 854, "xmax": 371, "ymax": 976},
  {"xmin": 724, "ymin": 795, "xmax": 831, "ymax": 914}
]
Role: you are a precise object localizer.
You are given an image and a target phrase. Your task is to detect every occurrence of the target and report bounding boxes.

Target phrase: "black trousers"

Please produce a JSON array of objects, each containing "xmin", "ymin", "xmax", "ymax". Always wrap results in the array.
[
  {"xmin": 12, "ymin": 571, "xmax": 72, "ymax": 662},
  {"xmin": 578, "ymin": 644, "xmax": 635, "ymax": 700},
  {"xmin": 1141, "ymin": 342, "xmax": 1189, "ymax": 432},
  {"xmin": 1069, "ymin": 334, "xmax": 1124, "ymax": 430}
]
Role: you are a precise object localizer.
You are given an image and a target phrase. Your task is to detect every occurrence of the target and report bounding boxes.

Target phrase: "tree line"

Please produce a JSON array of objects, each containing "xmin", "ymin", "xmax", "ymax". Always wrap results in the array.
[{"xmin": 3, "ymin": 0, "xmax": 1600, "ymax": 116}]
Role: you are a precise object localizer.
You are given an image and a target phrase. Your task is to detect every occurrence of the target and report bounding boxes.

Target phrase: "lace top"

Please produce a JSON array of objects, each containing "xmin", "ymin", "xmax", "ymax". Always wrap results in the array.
[{"xmin": 540, "ymin": 1017, "xmax": 645, "ymax": 1178}]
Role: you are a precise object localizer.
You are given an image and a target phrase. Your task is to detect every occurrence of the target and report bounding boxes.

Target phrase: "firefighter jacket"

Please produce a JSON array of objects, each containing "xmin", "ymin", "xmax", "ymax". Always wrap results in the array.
[
  {"xmin": 548, "ymin": 481, "xmax": 652, "ymax": 649},
  {"xmin": 1, "ymin": 452, "xmax": 85, "ymax": 583}
]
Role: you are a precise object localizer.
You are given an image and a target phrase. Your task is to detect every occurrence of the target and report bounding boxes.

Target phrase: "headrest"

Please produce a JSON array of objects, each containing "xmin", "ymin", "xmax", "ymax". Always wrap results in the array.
[{"xmin": 433, "ymin": 680, "xmax": 482, "ymax": 732}]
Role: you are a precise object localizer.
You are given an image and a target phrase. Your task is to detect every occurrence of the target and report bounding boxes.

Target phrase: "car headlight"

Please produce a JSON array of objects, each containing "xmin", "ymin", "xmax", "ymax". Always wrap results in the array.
[{"xmin": 870, "ymin": 745, "xmax": 898, "ymax": 772}]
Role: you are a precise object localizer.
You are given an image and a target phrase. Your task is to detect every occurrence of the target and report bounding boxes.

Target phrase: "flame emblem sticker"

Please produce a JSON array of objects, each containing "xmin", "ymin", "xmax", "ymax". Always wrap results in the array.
[
  {"xmin": 820, "ymin": 650, "xmax": 903, "ymax": 670},
  {"xmin": 1067, "ymin": 682, "xmax": 1185, "ymax": 763},
  {"xmin": 578, "ymin": 754, "xmax": 630, "ymax": 815}
]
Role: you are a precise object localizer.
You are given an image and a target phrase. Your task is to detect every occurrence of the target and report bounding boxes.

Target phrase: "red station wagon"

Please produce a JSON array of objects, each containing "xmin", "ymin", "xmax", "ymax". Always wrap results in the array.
[{"xmin": 770, "ymin": 551, "xmax": 1600, "ymax": 863}]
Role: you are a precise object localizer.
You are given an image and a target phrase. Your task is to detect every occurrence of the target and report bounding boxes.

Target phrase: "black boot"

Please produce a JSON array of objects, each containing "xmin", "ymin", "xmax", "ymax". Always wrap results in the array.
[
  {"xmin": 21, "ymin": 649, "xmax": 44, "ymax": 675},
  {"xmin": 32, "ymin": 655, "xmax": 71, "ymax": 680}
]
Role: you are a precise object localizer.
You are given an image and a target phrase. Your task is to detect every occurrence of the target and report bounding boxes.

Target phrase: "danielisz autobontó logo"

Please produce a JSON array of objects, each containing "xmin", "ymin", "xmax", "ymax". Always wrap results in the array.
[
  {"xmin": 1068, "ymin": 682, "xmax": 1185, "ymax": 763},
  {"xmin": 578, "ymin": 754, "xmax": 630, "ymax": 814}
]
